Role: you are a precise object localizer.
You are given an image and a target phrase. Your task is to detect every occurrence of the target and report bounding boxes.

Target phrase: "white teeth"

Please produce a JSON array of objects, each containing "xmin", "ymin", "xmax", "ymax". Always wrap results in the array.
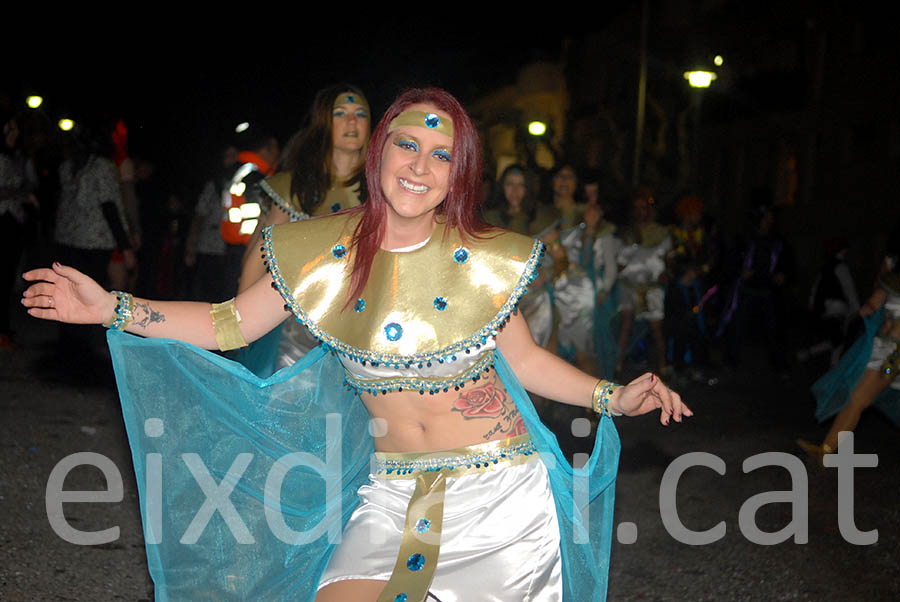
[
  {"xmin": 345, "ymin": 132, "xmax": 357, "ymax": 137},
  {"xmin": 399, "ymin": 178, "xmax": 429, "ymax": 193}
]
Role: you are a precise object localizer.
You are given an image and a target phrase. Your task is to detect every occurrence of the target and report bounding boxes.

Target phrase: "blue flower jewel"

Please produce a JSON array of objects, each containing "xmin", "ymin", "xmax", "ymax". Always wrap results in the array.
[
  {"xmin": 354, "ymin": 298, "xmax": 366, "ymax": 313},
  {"xmin": 415, "ymin": 518, "xmax": 431, "ymax": 533},
  {"xmin": 394, "ymin": 594, "xmax": 408, "ymax": 602},
  {"xmin": 332, "ymin": 244, "xmax": 347, "ymax": 259},
  {"xmin": 407, "ymin": 553, "xmax": 426, "ymax": 571},
  {"xmin": 424, "ymin": 113, "xmax": 440, "ymax": 128},
  {"xmin": 453, "ymin": 247, "xmax": 469, "ymax": 263},
  {"xmin": 433, "ymin": 297, "xmax": 448, "ymax": 311},
  {"xmin": 385, "ymin": 322, "xmax": 403, "ymax": 341},
  {"xmin": 330, "ymin": 202, "xmax": 342, "ymax": 213},
  {"xmin": 346, "ymin": 95, "xmax": 355, "ymax": 103}
]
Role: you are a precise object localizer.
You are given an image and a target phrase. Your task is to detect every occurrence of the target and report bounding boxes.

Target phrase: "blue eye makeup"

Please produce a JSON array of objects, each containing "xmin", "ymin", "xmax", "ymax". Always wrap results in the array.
[
  {"xmin": 333, "ymin": 109, "xmax": 346, "ymax": 117},
  {"xmin": 355, "ymin": 110, "xmax": 368, "ymax": 119},
  {"xmin": 432, "ymin": 149, "xmax": 452, "ymax": 162},
  {"xmin": 394, "ymin": 138, "xmax": 419, "ymax": 152}
]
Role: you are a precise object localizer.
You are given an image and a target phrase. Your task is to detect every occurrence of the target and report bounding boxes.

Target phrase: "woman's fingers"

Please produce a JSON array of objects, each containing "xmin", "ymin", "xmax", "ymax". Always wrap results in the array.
[
  {"xmin": 26, "ymin": 306, "xmax": 58, "ymax": 320},
  {"xmin": 22, "ymin": 267, "xmax": 61, "ymax": 283},
  {"xmin": 22, "ymin": 282, "xmax": 56, "ymax": 299}
]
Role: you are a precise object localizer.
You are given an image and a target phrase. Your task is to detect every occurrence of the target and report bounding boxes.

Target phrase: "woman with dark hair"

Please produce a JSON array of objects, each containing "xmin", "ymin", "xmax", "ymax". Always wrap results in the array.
[
  {"xmin": 800, "ymin": 229, "xmax": 900, "ymax": 463},
  {"xmin": 484, "ymin": 164, "xmax": 554, "ymax": 347},
  {"xmin": 237, "ymin": 84, "xmax": 371, "ymax": 374},
  {"xmin": 1, "ymin": 110, "xmax": 37, "ymax": 351},
  {"xmin": 23, "ymin": 88, "xmax": 687, "ymax": 601}
]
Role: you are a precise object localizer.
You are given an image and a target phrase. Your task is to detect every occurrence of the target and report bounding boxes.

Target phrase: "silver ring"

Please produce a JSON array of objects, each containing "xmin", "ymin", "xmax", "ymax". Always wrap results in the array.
[{"xmin": 48, "ymin": 297, "xmax": 54, "ymax": 307}]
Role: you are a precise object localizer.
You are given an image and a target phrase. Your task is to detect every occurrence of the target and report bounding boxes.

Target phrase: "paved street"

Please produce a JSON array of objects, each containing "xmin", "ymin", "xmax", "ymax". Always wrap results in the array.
[{"xmin": 1, "ymin": 306, "xmax": 898, "ymax": 601}]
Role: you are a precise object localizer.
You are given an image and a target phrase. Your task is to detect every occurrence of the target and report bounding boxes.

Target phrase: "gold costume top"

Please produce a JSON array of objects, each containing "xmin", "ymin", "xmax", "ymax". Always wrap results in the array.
[
  {"xmin": 259, "ymin": 171, "xmax": 362, "ymax": 221},
  {"xmin": 262, "ymin": 212, "xmax": 544, "ymax": 394}
]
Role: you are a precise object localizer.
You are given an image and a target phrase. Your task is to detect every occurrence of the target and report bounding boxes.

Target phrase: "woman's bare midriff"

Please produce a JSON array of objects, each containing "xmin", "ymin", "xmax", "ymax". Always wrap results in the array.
[{"xmin": 360, "ymin": 369, "xmax": 527, "ymax": 452}]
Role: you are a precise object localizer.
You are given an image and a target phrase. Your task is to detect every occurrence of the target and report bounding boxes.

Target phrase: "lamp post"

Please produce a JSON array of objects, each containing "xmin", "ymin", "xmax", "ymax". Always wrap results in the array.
[{"xmin": 683, "ymin": 69, "xmax": 717, "ymax": 191}]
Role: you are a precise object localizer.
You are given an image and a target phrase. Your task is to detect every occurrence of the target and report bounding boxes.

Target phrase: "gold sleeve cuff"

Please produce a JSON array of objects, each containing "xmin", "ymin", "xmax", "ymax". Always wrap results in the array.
[{"xmin": 210, "ymin": 299, "xmax": 248, "ymax": 351}]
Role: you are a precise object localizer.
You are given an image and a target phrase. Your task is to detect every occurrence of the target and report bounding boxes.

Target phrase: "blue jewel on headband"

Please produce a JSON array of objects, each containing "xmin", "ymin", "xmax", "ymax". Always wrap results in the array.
[
  {"xmin": 346, "ymin": 95, "xmax": 355, "ymax": 103},
  {"xmin": 385, "ymin": 322, "xmax": 403, "ymax": 341},
  {"xmin": 330, "ymin": 202, "xmax": 342, "ymax": 213},
  {"xmin": 354, "ymin": 298, "xmax": 366, "ymax": 313},
  {"xmin": 425, "ymin": 113, "xmax": 440, "ymax": 129},
  {"xmin": 407, "ymin": 553, "xmax": 426, "ymax": 571},
  {"xmin": 453, "ymin": 247, "xmax": 469, "ymax": 263},
  {"xmin": 433, "ymin": 297, "xmax": 447, "ymax": 311},
  {"xmin": 332, "ymin": 244, "xmax": 347, "ymax": 259}
]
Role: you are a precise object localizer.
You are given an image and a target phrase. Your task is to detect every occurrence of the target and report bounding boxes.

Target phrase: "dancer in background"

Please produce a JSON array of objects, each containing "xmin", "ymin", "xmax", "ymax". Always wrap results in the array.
[{"xmin": 237, "ymin": 84, "xmax": 370, "ymax": 375}]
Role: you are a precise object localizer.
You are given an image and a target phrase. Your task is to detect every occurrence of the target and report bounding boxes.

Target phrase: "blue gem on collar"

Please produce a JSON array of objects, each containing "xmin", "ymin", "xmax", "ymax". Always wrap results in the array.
[
  {"xmin": 385, "ymin": 322, "xmax": 403, "ymax": 341},
  {"xmin": 332, "ymin": 244, "xmax": 347, "ymax": 259},
  {"xmin": 425, "ymin": 113, "xmax": 440, "ymax": 129},
  {"xmin": 415, "ymin": 518, "xmax": 431, "ymax": 533},
  {"xmin": 346, "ymin": 95, "xmax": 355, "ymax": 103},
  {"xmin": 354, "ymin": 298, "xmax": 366, "ymax": 313},
  {"xmin": 433, "ymin": 297, "xmax": 447, "ymax": 311},
  {"xmin": 406, "ymin": 553, "xmax": 426, "ymax": 571},
  {"xmin": 453, "ymin": 247, "xmax": 469, "ymax": 263},
  {"xmin": 330, "ymin": 202, "xmax": 342, "ymax": 213},
  {"xmin": 393, "ymin": 595, "xmax": 408, "ymax": 602}
]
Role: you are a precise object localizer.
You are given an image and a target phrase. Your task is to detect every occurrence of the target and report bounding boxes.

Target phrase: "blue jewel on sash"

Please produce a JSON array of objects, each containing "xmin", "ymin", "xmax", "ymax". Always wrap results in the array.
[
  {"xmin": 330, "ymin": 202, "xmax": 342, "ymax": 213},
  {"xmin": 407, "ymin": 553, "xmax": 425, "ymax": 571},
  {"xmin": 415, "ymin": 518, "xmax": 430, "ymax": 533},
  {"xmin": 424, "ymin": 113, "xmax": 440, "ymax": 128},
  {"xmin": 453, "ymin": 247, "xmax": 469, "ymax": 263},
  {"xmin": 354, "ymin": 298, "xmax": 366, "ymax": 313},
  {"xmin": 433, "ymin": 297, "xmax": 447, "ymax": 311},
  {"xmin": 394, "ymin": 595, "xmax": 408, "ymax": 602},
  {"xmin": 385, "ymin": 323, "xmax": 403, "ymax": 341},
  {"xmin": 332, "ymin": 244, "xmax": 347, "ymax": 259}
]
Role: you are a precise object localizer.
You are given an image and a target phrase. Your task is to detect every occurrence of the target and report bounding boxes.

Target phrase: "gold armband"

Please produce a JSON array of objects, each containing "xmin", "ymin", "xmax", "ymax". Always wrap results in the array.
[
  {"xmin": 591, "ymin": 379, "xmax": 623, "ymax": 417},
  {"xmin": 210, "ymin": 298, "xmax": 248, "ymax": 351}
]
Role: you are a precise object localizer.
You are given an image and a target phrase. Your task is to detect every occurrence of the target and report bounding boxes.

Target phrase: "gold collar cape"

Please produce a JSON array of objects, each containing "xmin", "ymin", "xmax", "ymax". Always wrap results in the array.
[
  {"xmin": 262, "ymin": 212, "xmax": 544, "ymax": 370},
  {"xmin": 259, "ymin": 172, "xmax": 362, "ymax": 221}
]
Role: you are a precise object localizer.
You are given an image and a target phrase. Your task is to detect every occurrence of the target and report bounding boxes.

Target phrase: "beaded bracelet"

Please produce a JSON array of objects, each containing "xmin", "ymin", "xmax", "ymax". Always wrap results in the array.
[
  {"xmin": 103, "ymin": 291, "xmax": 134, "ymax": 330},
  {"xmin": 591, "ymin": 379, "xmax": 623, "ymax": 417}
]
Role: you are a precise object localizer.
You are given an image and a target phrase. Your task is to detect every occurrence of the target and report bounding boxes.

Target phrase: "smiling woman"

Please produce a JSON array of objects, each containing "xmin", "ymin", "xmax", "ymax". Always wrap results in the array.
[{"xmin": 21, "ymin": 87, "xmax": 688, "ymax": 602}]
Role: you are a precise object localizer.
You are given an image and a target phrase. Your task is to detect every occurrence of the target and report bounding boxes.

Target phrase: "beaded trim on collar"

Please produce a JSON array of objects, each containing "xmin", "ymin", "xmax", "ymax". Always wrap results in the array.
[
  {"xmin": 342, "ymin": 351, "xmax": 494, "ymax": 396},
  {"xmin": 262, "ymin": 226, "xmax": 545, "ymax": 390},
  {"xmin": 259, "ymin": 179, "xmax": 308, "ymax": 222}
]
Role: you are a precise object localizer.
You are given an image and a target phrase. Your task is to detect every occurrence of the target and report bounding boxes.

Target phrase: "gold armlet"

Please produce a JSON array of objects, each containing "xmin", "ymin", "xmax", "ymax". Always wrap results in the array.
[
  {"xmin": 210, "ymin": 299, "xmax": 248, "ymax": 351},
  {"xmin": 591, "ymin": 379, "xmax": 623, "ymax": 417}
]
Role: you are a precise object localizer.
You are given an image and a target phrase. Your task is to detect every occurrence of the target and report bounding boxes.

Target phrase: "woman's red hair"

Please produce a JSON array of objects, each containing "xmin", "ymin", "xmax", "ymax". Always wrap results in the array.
[{"xmin": 346, "ymin": 88, "xmax": 489, "ymax": 306}]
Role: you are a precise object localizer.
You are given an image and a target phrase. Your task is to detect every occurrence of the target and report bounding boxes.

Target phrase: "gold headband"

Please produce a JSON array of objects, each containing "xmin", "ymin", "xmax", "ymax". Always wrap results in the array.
[
  {"xmin": 334, "ymin": 91, "xmax": 369, "ymax": 112},
  {"xmin": 388, "ymin": 110, "xmax": 454, "ymax": 138}
]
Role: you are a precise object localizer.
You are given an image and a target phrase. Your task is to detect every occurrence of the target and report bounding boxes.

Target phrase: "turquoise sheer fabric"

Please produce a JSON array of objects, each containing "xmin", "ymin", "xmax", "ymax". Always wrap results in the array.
[
  {"xmin": 108, "ymin": 331, "xmax": 620, "ymax": 601},
  {"xmin": 232, "ymin": 322, "xmax": 284, "ymax": 379},
  {"xmin": 811, "ymin": 307, "xmax": 900, "ymax": 426}
]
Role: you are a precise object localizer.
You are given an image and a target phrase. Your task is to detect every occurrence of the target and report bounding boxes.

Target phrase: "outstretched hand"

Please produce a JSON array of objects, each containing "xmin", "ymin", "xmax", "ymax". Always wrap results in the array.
[
  {"xmin": 22, "ymin": 262, "xmax": 117, "ymax": 325},
  {"xmin": 611, "ymin": 372, "xmax": 691, "ymax": 425}
]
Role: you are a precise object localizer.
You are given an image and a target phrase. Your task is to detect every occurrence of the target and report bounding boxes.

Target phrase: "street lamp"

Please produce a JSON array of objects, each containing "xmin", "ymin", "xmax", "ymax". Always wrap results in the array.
[
  {"xmin": 528, "ymin": 121, "xmax": 547, "ymax": 136},
  {"xmin": 26, "ymin": 95, "xmax": 43, "ymax": 109},
  {"xmin": 683, "ymin": 70, "xmax": 717, "ymax": 88},
  {"xmin": 58, "ymin": 118, "xmax": 74, "ymax": 132},
  {"xmin": 235, "ymin": 122, "xmax": 250, "ymax": 133}
]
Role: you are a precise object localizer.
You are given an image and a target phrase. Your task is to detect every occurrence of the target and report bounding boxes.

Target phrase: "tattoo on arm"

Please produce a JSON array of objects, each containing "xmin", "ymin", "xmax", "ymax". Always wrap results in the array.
[
  {"xmin": 132, "ymin": 301, "xmax": 167, "ymax": 329},
  {"xmin": 450, "ymin": 374, "xmax": 527, "ymax": 440}
]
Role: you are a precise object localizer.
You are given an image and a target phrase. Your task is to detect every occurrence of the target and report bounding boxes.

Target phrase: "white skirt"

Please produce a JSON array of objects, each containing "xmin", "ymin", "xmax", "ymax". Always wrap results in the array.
[{"xmin": 319, "ymin": 437, "xmax": 562, "ymax": 601}]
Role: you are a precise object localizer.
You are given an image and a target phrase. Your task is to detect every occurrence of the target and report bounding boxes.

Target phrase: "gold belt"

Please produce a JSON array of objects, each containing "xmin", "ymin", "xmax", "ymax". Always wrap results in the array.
[{"xmin": 375, "ymin": 434, "xmax": 537, "ymax": 602}]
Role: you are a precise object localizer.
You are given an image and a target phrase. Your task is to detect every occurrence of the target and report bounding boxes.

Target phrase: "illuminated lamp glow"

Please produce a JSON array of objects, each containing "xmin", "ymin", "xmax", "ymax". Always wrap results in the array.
[
  {"xmin": 714, "ymin": 55, "xmax": 724, "ymax": 66},
  {"xmin": 683, "ymin": 71, "xmax": 717, "ymax": 88},
  {"xmin": 528, "ymin": 121, "xmax": 547, "ymax": 136},
  {"xmin": 240, "ymin": 202, "xmax": 260, "ymax": 219},
  {"xmin": 239, "ymin": 218, "xmax": 258, "ymax": 235},
  {"xmin": 26, "ymin": 96, "xmax": 43, "ymax": 109},
  {"xmin": 58, "ymin": 118, "xmax": 75, "ymax": 131},
  {"xmin": 228, "ymin": 207, "xmax": 243, "ymax": 223},
  {"xmin": 235, "ymin": 122, "xmax": 250, "ymax": 133},
  {"xmin": 229, "ymin": 181, "xmax": 246, "ymax": 197}
]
